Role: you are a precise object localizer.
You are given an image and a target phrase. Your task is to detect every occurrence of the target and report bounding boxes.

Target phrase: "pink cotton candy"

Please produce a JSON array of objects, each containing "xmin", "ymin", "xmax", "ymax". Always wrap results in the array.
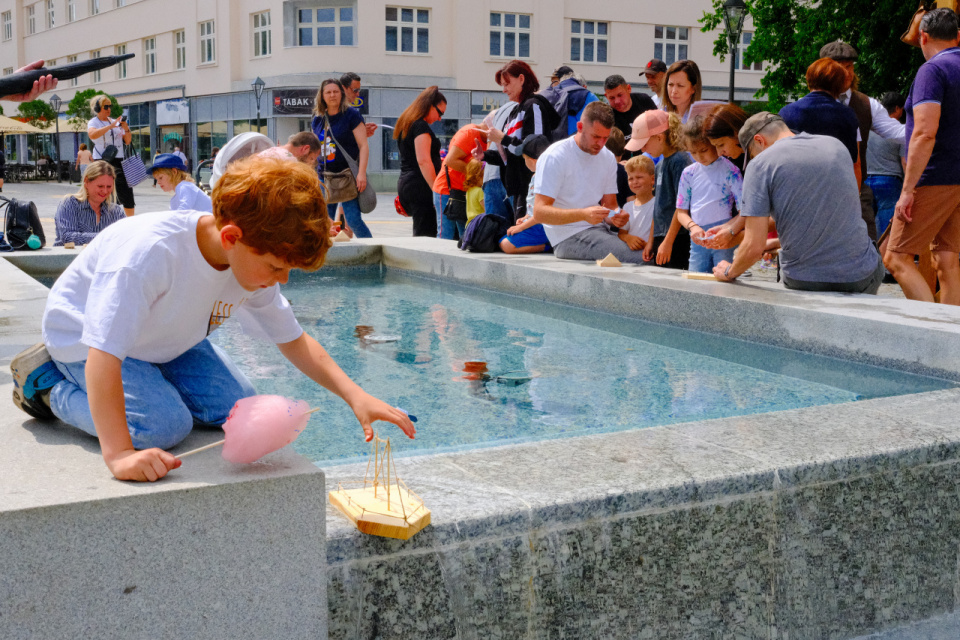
[{"xmin": 220, "ymin": 395, "xmax": 311, "ymax": 464}]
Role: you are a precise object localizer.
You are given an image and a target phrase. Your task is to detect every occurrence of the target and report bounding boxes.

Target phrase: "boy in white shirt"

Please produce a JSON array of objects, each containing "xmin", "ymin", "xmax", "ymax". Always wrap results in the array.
[
  {"xmin": 11, "ymin": 155, "xmax": 415, "ymax": 482},
  {"xmin": 618, "ymin": 155, "xmax": 657, "ymax": 260}
]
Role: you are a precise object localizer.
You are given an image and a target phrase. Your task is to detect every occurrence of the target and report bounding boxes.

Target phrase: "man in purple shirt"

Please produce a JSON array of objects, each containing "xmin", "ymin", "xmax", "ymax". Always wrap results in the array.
[{"xmin": 884, "ymin": 8, "xmax": 960, "ymax": 304}]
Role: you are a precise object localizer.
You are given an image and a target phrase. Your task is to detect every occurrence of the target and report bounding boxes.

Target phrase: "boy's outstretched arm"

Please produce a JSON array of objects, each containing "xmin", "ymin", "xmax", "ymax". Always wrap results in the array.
[
  {"xmin": 277, "ymin": 333, "xmax": 416, "ymax": 441},
  {"xmin": 86, "ymin": 348, "xmax": 181, "ymax": 481}
]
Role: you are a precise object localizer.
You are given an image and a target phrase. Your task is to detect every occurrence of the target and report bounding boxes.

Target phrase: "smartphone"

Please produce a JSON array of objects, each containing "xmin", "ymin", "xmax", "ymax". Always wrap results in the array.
[{"xmin": 120, "ymin": 114, "xmax": 128, "ymax": 122}]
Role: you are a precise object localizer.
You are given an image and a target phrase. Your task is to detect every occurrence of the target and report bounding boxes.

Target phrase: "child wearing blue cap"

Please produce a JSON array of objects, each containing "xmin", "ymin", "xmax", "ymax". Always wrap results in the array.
[{"xmin": 150, "ymin": 153, "xmax": 212, "ymax": 212}]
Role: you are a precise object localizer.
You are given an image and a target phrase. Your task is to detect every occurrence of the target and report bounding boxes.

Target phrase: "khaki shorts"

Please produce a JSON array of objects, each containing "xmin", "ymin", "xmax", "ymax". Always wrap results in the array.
[{"xmin": 887, "ymin": 184, "xmax": 960, "ymax": 255}]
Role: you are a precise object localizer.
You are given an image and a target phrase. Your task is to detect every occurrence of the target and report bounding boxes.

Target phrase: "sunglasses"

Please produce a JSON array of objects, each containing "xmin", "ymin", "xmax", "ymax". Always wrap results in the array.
[
  {"xmin": 434, "ymin": 105, "xmax": 444, "ymax": 118},
  {"xmin": 100, "ymin": 104, "xmax": 112, "ymax": 110}
]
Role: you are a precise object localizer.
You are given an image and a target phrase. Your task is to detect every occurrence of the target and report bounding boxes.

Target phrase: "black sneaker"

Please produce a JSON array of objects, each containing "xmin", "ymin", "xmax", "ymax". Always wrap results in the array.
[{"xmin": 10, "ymin": 343, "xmax": 63, "ymax": 420}]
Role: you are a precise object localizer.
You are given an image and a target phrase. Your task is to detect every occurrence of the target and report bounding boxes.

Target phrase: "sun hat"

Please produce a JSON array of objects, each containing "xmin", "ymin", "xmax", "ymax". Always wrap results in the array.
[
  {"xmin": 624, "ymin": 109, "xmax": 670, "ymax": 152},
  {"xmin": 147, "ymin": 153, "xmax": 187, "ymax": 175}
]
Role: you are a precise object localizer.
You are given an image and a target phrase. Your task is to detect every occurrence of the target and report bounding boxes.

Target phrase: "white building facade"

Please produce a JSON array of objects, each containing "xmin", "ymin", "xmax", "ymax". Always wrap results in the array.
[{"xmin": 0, "ymin": 0, "xmax": 764, "ymax": 185}]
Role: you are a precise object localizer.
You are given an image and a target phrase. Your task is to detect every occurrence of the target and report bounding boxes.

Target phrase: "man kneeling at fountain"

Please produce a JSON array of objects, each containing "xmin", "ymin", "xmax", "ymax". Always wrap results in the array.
[
  {"xmin": 532, "ymin": 102, "xmax": 647, "ymax": 263},
  {"xmin": 10, "ymin": 155, "xmax": 416, "ymax": 482},
  {"xmin": 710, "ymin": 112, "xmax": 884, "ymax": 293}
]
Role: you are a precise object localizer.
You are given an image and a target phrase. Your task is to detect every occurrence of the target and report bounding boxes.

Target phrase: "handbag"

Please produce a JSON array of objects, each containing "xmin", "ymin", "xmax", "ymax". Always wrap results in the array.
[
  {"xmin": 442, "ymin": 167, "xmax": 468, "ymax": 223},
  {"xmin": 322, "ymin": 116, "xmax": 377, "ymax": 212},
  {"xmin": 120, "ymin": 145, "xmax": 148, "ymax": 187}
]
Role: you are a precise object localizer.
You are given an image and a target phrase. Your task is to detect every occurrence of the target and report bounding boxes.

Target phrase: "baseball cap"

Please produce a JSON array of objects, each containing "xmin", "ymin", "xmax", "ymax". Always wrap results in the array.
[
  {"xmin": 737, "ymin": 112, "xmax": 783, "ymax": 169},
  {"xmin": 819, "ymin": 40, "xmax": 858, "ymax": 61},
  {"xmin": 642, "ymin": 59, "xmax": 667, "ymax": 76},
  {"xmin": 519, "ymin": 134, "xmax": 551, "ymax": 160},
  {"xmin": 624, "ymin": 110, "xmax": 670, "ymax": 152}
]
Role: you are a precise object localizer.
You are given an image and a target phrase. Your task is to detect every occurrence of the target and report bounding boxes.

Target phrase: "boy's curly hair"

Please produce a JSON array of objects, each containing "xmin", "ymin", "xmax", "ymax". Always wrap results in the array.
[{"xmin": 212, "ymin": 155, "xmax": 332, "ymax": 270}]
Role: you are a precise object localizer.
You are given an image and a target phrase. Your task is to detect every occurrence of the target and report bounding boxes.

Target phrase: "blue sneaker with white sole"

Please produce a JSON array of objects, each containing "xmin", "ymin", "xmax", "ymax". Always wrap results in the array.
[{"xmin": 11, "ymin": 343, "xmax": 64, "ymax": 420}]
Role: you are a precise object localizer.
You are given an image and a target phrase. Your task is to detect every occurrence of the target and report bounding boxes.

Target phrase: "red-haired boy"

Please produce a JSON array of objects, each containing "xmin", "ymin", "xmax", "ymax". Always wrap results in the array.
[{"xmin": 12, "ymin": 156, "xmax": 415, "ymax": 482}]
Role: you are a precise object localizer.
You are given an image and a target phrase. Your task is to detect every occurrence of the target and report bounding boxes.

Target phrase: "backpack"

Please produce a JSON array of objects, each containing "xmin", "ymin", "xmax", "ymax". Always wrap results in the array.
[
  {"xmin": 539, "ymin": 81, "xmax": 593, "ymax": 139},
  {"xmin": 1, "ymin": 196, "xmax": 44, "ymax": 251},
  {"xmin": 458, "ymin": 214, "xmax": 512, "ymax": 253}
]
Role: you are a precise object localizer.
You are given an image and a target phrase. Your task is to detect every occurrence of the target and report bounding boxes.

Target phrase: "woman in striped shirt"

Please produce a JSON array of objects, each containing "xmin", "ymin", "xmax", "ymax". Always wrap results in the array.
[{"xmin": 54, "ymin": 161, "xmax": 125, "ymax": 247}]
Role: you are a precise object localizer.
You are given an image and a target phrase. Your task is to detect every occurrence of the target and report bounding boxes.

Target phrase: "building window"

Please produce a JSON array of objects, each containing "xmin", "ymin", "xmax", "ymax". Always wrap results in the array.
[
  {"xmin": 116, "ymin": 0, "xmax": 125, "ymax": 6},
  {"xmin": 144, "ymin": 37, "xmax": 156, "ymax": 74},
  {"xmin": 199, "ymin": 20, "xmax": 216, "ymax": 64},
  {"xmin": 653, "ymin": 26, "xmax": 689, "ymax": 66},
  {"xmin": 385, "ymin": 6, "xmax": 428, "ymax": 54},
  {"xmin": 67, "ymin": 0, "xmax": 76, "ymax": 22},
  {"xmin": 489, "ymin": 12, "xmax": 530, "ymax": 58},
  {"xmin": 2, "ymin": 12, "xmax": 11, "ymax": 41},
  {"xmin": 253, "ymin": 11, "xmax": 271, "ymax": 56},
  {"xmin": 175, "ymin": 29, "xmax": 186, "ymax": 69},
  {"xmin": 90, "ymin": 0, "xmax": 99, "ymax": 16},
  {"xmin": 27, "ymin": 5, "xmax": 36, "ymax": 35},
  {"xmin": 67, "ymin": 54, "xmax": 78, "ymax": 85},
  {"xmin": 116, "ymin": 44, "xmax": 126, "ymax": 78},
  {"xmin": 46, "ymin": 0, "xmax": 55, "ymax": 29},
  {"xmin": 570, "ymin": 20, "xmax": 607, "ymax": 63},
  {"xmin": 735, "ymin": 32, "xmax": 763, "ymax": 71},
  {"xmin": 297, "ymin": 6, "xmax": 354, "ymax": 47},
  {"xmin": 90, "ymin": 50, "xmax": 101, "ymax": 82},
  {"xmin": 2, "ymin": 67, "xmax": 12, "ymax": 76}
]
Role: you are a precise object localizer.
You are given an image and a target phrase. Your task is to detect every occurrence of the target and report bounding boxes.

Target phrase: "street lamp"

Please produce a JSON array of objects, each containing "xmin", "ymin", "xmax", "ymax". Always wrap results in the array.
[
  {"xmin": 49, "ymin": 93, "xmax": 62, "ymax": 183},
  {"xmin": 722, "ymin": 0, "xmax": 748, "ymax": 103},
  {"xmin": 252, "ymin": 76, "xmax": 266, "ymax": 134}
]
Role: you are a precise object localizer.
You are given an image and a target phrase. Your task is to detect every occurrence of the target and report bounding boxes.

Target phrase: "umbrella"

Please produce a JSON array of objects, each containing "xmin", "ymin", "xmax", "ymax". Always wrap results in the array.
[{"xmin": 0, "ymin": 115, "xmax": 49, "ymax": 134}]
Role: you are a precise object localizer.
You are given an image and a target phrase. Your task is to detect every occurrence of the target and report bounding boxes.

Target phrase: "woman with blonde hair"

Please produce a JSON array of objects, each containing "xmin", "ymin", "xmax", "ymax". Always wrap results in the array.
[
  {"xmin": 54, "ymin": 160, "xmax": 125, "ymax": 246},
  {"xmin": 148, "ymin": 153, "xmax": 212, "ymax": 212},
  {"xmin": 311, "ymin": 78, "xmax": 372, "ymax": 237},
  {"xmin": 394, "ymin": 86, "xmax": 446, "ymax": 237},
  {"xmin": 86, "ymin": 93, "xmax": 136, "ymax": 216}
]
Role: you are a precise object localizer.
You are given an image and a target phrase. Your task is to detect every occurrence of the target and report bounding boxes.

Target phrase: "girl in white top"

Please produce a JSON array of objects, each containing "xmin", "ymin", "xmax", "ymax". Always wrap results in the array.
[
  {"xmin": 86, "ymin": 94, "xmax": 136, "ymax": 216},
  {"xmin": 150, "ymin": 153, "xmax": 212, "ymax": 213},
  {"xmin": 674, "ymin": 117, "xmax": 743, "ymax": 273}
]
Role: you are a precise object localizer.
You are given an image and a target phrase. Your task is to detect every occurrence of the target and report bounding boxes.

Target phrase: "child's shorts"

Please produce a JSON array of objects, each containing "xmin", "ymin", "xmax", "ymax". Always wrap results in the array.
[{"xmin": 501, "ymin": 224, "xmax": 552, "ymax": 251}]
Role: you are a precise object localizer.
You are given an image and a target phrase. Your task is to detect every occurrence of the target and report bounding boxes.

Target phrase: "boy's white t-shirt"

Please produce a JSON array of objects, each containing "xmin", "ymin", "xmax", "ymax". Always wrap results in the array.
[
  {"xmin": 43, "ymin": 210, "xmax": 303, "ymax": 364},
  {"xmin": 533, "ymin": 136, "xmax": 618, "ymax": 247},
  {"xmin": 621, "ymin": 197, "xmax": 655, "ymax": 242},
  {"xmin": 675, "ymin": 155, "xmax": 743, "ymax": 227}
]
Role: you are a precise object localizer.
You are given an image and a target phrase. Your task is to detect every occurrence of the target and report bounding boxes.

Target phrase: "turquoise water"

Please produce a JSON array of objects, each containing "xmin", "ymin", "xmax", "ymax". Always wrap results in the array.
[{"xmin": 209, "ymin": 267, "xmax": 954, "ymax": 465}]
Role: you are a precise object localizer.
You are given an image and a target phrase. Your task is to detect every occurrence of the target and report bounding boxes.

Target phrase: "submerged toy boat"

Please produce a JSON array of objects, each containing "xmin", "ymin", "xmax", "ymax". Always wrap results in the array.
[{"xmin": 329, "ymin": 435, "xmax": 430, "ymax": 540}]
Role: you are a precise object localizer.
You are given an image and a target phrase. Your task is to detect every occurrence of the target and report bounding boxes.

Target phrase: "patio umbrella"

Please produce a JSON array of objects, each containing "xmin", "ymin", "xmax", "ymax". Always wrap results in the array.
[{"xmin": 0, "ymin": 115, "xmax": 48, "ymax": 134}]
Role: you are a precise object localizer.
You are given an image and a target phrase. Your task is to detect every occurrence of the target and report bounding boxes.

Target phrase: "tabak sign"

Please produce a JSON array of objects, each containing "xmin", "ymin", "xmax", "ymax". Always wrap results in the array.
[{"xmin": 273, "ymin": 88, "xmax": 369, "ymax": 115}]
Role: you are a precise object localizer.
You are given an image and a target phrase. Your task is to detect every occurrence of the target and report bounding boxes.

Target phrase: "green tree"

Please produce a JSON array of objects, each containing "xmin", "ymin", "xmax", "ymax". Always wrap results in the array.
[
  {"xmin": 16, "ymin": 99, "xmax": 55, "ymax": 129},
  {"xmin": 65, "ymin": 89, "xmax": 120, "ymax": 131},
  {"xmin": 699, "ymin": 0, "xmax": 926, "ymax": 110}
]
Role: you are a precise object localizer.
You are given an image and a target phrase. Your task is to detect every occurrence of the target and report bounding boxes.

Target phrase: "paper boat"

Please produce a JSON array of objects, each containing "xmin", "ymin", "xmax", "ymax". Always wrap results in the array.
[
  {"xmin": 596, "ymin": 253, "xmax": 622, "ymax": 267},
  {"xmin": 682, "ymin": 271, "xmax": 718, "ymax": 280},
  {"xmin": 333, "ymin": 229, "xmax": 351, "ymax": 242},
  {"xmin": 329, "ymin": 434, "xmax": 431, "ymax": 540}
]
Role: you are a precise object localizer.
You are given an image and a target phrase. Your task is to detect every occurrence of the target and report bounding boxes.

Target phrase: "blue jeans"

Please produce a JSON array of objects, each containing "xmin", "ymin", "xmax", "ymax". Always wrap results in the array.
[
  {"xmin": 689, "ymin": 219, "xmax": 735, "ymax": 272},
  {"xmin": 328, "ymin": 198, "xmax": 372, "ymax": 238},
  {"xmin": 482, "ymin": 179, "xmax": 511, "ymax": 219},
  {"xmin": 433, "ymin": 192, "xmax": 464, "ymax": 240},
  {"xmin": 49, "ymin": 339, "xmax": 256, "ymax": 450},
  {"xmin": 865, "ymin": 175, "xmax": 903, "ymax": 237}
]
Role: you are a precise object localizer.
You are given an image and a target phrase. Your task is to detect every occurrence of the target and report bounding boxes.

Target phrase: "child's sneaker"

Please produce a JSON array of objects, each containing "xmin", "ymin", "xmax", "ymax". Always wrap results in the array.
[{"xmin": 10, "ymin": 343, "xmax": 63, "ymax": 420}]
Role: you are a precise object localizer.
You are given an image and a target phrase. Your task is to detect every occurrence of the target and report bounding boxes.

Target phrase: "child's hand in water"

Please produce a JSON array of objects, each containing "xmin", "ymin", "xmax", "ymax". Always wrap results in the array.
[{"xmin": 349, "ymin": 391, "xmax": 417, "ymax": 441}]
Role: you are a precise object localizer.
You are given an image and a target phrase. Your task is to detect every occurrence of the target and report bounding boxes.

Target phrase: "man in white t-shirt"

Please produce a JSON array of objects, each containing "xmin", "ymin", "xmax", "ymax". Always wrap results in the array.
[{"xmin": 533, "ymin": 102, "xmax": 647, "ymax": 263}]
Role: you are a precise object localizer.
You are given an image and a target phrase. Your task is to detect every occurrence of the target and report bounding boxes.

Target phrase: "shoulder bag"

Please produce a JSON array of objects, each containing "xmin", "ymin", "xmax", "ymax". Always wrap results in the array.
[
  {"xmin": 442, "ymin": 166, "xmax": 468, "ymax": 223},
  {"xmin": 322, "ymin": 116, "xmax": 377, "ymax": 212},
  {"xmin": 120, "ymin": 144, "xmax": 148, "ymax": 187}
]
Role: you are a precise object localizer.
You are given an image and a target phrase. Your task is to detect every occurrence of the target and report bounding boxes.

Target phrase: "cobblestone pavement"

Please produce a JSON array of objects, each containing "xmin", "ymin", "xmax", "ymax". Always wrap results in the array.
[{"xmin": 6, "ymin": 177, "xmax": 903, "ymax": 298}]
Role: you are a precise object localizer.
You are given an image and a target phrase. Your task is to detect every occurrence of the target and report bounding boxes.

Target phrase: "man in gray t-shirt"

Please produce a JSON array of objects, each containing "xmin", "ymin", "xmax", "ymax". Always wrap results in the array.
[{"xmin": 713, "ymin": 112, "xmax": 882, "ymax": 293}]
